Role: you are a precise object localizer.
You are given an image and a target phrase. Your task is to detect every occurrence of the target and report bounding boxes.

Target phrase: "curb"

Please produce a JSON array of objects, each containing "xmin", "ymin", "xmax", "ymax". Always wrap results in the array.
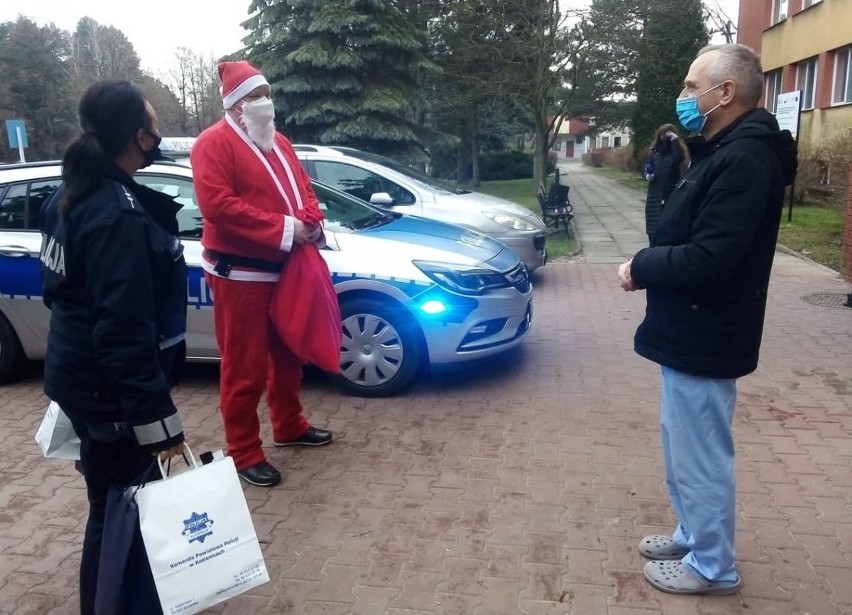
[{"xmin": 775, "ymin": 243, "xmax": 843, "ymax": 276}]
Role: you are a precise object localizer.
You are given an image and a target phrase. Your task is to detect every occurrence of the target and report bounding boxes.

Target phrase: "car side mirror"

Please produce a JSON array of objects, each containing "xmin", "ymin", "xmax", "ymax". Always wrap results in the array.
[{"xmin": 369, "ymin": 192, "xmax": 394, "ymax": 206}]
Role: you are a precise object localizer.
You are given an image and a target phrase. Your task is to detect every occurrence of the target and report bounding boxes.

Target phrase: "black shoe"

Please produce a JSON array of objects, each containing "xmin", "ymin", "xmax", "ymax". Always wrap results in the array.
[
  {"xmin": 237, "ymin": 460, "xmax": 281, "ymax": 487},
  {"xmin": 274, "ymin": 426, "xmax": 333, "ymax": 447}
]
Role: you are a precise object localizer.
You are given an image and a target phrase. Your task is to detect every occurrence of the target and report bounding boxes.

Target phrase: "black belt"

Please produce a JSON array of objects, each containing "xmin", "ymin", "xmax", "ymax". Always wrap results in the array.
[{"xmin": 204, "ymin": 249, "xmax": 285, "ymax": 277}]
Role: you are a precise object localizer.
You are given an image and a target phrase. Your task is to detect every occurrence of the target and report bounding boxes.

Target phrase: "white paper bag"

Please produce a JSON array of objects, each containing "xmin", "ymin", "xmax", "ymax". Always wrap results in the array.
[
  {"xmin": 136, "ymin": 451, "xmax": 269, "ymax": 614},
  {"xmin": 34, "ymin": 401, "xmax": 81, "ymax": 460}
]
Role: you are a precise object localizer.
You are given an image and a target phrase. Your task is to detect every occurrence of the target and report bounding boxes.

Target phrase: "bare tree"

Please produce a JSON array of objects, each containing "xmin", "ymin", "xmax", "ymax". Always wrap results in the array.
[
  {"xmin": 704, "ymin": 0, "xmax": 736, "ymax": 43},
  {"xmin": 162, "ymin": 48, "xmax": 220, "ymax": 135},
  {"xmin": 70, "ymin": 17, "xmax": 142, "ymax": 87}
]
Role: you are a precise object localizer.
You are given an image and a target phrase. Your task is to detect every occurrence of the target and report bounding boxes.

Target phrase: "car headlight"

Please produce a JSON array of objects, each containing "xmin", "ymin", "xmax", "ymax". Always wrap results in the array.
[
  {"xmin": 413, "ymin": 261, "xmax": 510, "ymax": 296},
  {"xmin": 482, "ymin": 210, "xmax": 539, "ymax": 231}
]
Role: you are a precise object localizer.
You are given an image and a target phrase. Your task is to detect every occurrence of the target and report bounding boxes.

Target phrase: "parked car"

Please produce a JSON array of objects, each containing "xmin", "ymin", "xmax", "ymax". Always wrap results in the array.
[
  {"xmin": 0, "ymin": 161, "xmax": 533, "ymax": 396},
  {"xmin": 293, "ymin": 145, "xmax": 548, "ymax": 271},
  {"xmin": 159, "ymin": 137, "xmax": 195, "ymax": 165}
]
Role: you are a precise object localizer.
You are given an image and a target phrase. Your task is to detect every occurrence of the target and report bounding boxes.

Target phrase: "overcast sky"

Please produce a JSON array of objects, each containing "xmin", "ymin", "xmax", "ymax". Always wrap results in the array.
[
  {"xmin": 0, "ymin": 0, "xmax": 253, "ymax": 76},
  {"xmin": 1, "ymin": 0, "xmax": 741, "ymax": 76}
]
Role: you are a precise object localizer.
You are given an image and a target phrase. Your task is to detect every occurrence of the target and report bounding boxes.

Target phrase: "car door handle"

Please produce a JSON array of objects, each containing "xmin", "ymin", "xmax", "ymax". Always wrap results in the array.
[{"xmin": 0, "ymin": 245, "xmax": 34, "ymax": 257}]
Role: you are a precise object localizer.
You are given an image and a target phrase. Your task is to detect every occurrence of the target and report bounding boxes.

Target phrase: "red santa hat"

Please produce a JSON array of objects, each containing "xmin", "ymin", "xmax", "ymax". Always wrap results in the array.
[{"xmin": 219, "ymin": 60, "xmax": 270, "ymax": 109}]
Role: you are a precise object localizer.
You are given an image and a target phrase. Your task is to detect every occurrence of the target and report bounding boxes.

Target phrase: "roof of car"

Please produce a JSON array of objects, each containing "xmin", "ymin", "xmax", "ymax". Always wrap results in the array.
[
  {"xmin": 292, "ymin": 144, "xmax": 348, "ymax": 155},
  {"xmin": 0, "ymin": 160, "xmax": 193, "ymax": 184},
  {"xmin": 292, "ymin": 144, "xmax": 411, "ymax": 171}
]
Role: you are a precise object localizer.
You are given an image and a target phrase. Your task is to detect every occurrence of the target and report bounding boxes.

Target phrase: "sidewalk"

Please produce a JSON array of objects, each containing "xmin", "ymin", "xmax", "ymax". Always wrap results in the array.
[
  {"xmin": 1, "ymin": 164, "xmax": 851, "ymax": 614},
  {"xmin": 556, "ymin": 160, "xmax": 649, "ymax": 264}
]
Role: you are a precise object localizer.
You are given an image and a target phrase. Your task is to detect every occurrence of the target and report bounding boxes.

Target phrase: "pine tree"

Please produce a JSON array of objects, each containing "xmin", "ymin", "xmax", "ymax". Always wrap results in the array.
[
  {"xmin": 245, "ymin": 0, "xmax": 438, "ymax": 162},
  {"xmin": 632, "ymin": 0, "xmax": 708, "ymax": 165}
]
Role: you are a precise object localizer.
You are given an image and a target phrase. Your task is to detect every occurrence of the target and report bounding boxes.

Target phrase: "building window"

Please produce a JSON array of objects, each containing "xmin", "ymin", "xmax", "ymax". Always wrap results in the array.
[
  {"xmin": 802, "ymin": 0, "xmax": 822, "ymax": 8},
  {"xmin": 554, "ymin": 140, "xmax": 562, "ymax": 151},
  {"xmin": 600, "ymin": 136, "xmax": 610, "ymax": 147},
  {"xmin": 765, "ymin": 70, "xmax": 783, "ymax": 113},
  {"xmin": 771, "ymin": 0, "xmax": 788, "ymax": 24},
  {"xmin": 833, "ymin": 47, "xmax": 852, "ymax": 105},
  {"xmin": 614, "ymin": 136, "xmax": 622, "ymax": 147},
  {"xmin": 576, "ymin": 135, "xmax": 585, "ymax": 144},
  {"xmin": 796, "ymin": 58, "xmax": 817, "ymax": 109}
]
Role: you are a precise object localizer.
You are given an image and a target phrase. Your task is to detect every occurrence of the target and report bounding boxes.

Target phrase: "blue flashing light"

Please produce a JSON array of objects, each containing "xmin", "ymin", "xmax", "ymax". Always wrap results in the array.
[{"xmin": 420, "ymin": 299, "xmax": 447, "ymax": 315}]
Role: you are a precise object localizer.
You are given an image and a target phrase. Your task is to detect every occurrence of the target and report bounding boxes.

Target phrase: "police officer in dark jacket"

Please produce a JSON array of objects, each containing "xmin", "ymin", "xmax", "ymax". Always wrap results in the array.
[
  {"xmin": 618, "ymin": 45, "xmax": 797, "ymax": 595},
  {"xmin": 39, "ymin": 80, "xmax": 187, "ymax": 614}
]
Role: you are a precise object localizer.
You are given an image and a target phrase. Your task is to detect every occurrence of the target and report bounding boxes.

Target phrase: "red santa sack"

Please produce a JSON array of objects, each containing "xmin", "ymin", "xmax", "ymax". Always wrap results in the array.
[{"xmin": 269, "ymin": 242, "xmax": 342, "ymax": 374}]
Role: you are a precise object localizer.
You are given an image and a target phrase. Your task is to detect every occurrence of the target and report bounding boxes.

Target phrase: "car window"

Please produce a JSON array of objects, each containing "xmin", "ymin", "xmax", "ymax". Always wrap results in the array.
[
  {"xmin": 335, "ymin": 148, "xmax": 468, "ymax": 195},
  {"xmin": 0, "ymin": 183, "xmax": 28, "ymax": 230},
  {"xmin": 312, "ymin": 182, "xmax": 394, "ymax": 233},
  {"xmin": 0, "ymin": 179, "xmax": 64, "ymax": 230},
  {"xmin": 135, "ymin": 174, "xmax": 202, "ymax": 237},
  {"xmin": 28, "ymin": 180, "xmax": 62, "ymax": 228},
  {"xmin": 313, "ymin": 161, "xmax": 415, "ymax": 206}
]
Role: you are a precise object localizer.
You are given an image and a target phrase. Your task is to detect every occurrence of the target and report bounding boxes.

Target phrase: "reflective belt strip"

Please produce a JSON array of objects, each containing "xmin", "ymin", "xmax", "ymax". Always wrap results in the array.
[
  {"xmin": 159, "ymin": 333, "xmax": 186, "ymax": 350},
  {"xmin": 134, "ymin": 413, "xmax": 183, "ymax": 446}
]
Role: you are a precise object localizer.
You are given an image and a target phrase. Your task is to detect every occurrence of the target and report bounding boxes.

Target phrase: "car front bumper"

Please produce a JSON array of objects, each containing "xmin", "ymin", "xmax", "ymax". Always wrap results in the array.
[
  {"xmin": 492, "ymin": 231, "xmax": 547, "ymax": 271},
  {"xmin": 416, "ymin": 283, "xmax": 533, "ymax": 366}
]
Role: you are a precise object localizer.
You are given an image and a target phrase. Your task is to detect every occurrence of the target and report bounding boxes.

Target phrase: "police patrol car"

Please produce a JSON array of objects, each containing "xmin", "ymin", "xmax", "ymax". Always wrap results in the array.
[{"xmin": 0, "ymin": 161, "xmax": 533, "ymax": 396}]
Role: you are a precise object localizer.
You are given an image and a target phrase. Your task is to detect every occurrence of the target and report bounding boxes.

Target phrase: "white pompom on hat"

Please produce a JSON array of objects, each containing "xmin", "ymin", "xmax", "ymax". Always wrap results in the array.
[{"xmin": 219, "ymin": 60, "xmax": 270, "ymax": 110}]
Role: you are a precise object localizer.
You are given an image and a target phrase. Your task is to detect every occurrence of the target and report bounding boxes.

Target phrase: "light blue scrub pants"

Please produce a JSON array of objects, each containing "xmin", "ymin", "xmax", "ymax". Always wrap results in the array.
[{"xmin": 661, "ymin": 366, "xmax": 740, "ymax": 583}]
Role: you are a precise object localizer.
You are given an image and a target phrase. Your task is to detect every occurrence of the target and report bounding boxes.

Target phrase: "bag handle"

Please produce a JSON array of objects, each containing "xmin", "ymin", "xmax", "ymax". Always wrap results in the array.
[{"xmin": 157, "ymin": 442, "xmax": 198, "ymax": 480}]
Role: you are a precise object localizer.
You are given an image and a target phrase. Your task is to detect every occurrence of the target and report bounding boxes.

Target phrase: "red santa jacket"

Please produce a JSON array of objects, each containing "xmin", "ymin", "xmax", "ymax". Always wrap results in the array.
[{"xmin": 191, "ymin": 117, "xmax": 322, "ymax": 269}]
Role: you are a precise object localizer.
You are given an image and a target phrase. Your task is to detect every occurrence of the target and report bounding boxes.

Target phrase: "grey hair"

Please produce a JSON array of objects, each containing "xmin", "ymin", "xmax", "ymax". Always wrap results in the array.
[{"xmin": 697, "ymin": 44, "xmax": 764, "ymax": 104}]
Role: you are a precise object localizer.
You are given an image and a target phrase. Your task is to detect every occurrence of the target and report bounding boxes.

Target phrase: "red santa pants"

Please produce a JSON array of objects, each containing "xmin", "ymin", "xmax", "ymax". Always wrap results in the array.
[{"xmin": 206, "ymin": 273, "xmax": 310, "ymax": 470}]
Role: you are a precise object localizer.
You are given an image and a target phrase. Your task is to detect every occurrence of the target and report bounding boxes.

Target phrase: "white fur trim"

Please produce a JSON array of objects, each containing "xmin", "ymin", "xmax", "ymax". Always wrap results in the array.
[
  {"xmin": 222, "ymin": 74, "xmax": 270, "ymax": 109},
  {"xmin": 280, "ymin": 216, "xmax": 295, "ymax": 252}
]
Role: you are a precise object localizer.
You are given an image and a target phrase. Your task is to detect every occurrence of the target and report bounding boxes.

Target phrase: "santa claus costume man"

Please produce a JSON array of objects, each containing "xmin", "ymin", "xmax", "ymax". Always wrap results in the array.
[{"xmin": 191, "ymin": 60, "xmax": 332, "ymax": 487}]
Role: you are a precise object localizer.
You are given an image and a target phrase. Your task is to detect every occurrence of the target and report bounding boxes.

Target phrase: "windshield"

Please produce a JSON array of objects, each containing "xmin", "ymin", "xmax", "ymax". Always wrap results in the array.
[
  {"xmin": 136, "ymin": 169, "xmax": 392, "ymax": 237},
  {"xmin": 333, "ymin": 148, "xmax": 469, "ymax": 196},
  {"xmin": 312, "ymin": 182, "xmax": 396, "ymax": 233}
]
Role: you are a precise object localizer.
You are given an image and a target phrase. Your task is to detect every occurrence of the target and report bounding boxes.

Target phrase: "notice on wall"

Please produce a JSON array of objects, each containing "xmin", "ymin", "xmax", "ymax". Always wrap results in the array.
[{"xmin": 775, "ymin": 91, "xmax": 801, "ymax": 138}]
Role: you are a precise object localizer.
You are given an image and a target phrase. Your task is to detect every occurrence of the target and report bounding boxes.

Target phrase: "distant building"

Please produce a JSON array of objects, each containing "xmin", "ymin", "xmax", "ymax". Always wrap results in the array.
[
  {"xmin": 551, "ymin": 118, "xmax": 632, "ymax": 160},
  {"xmin": 592, "ymin": 128, "xmax": 632, "ymax": 152},
  {"xmin": 738, "ymin": 0, "xmax": 852, "ymax": 147},
  {"xmin": 552, "ymin": 118, "xmax": 591, "ymax": 160}
]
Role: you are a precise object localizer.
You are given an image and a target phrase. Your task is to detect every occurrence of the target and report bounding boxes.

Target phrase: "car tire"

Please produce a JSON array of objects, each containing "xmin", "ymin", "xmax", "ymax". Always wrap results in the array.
[
  {"xmin": 0, "ymin": 313, "xmax": 25, "ymax": 385},
  {"xmin": 332, "ymin": 297, "xmax": 423, "ymax": 397}
]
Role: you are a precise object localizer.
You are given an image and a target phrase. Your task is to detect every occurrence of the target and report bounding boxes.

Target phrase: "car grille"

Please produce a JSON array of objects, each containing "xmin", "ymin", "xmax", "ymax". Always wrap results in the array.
[{"xmin": 504, "ymin": 263, "xmax": 530, "ymax": 294}]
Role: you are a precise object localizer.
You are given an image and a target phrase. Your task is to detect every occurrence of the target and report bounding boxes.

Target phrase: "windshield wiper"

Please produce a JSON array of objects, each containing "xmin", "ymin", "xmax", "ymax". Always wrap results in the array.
[{"xmin": 354, "ymin": 212, "xmax": 392, "ymax": 230}]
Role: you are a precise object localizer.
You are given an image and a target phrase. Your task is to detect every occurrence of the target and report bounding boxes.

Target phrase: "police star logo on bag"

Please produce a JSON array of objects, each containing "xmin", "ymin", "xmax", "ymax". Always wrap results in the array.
[{"xmin": 182, "ymin": 511, "xmax": 214, "ymax": 544}]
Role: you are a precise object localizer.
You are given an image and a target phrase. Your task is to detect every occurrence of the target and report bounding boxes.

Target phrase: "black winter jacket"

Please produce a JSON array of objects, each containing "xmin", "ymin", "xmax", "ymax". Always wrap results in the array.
[
  {"xmin": 644, "ymin": 137, "xmax": 684, "ymax": 237},
  {"xmin": 630, "ymin": 109, "xmax": 797, "ymax": 379},
  {"xmin": 39, "ymin": 165, "xmax": 187, "ymax": 452}
]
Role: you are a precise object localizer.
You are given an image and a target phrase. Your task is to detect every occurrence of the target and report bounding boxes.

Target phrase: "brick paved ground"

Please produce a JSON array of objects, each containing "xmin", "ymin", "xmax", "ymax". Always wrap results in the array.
[{"xmin": 1, "ymin": 164, "xmax": 851, "ymax": 614}]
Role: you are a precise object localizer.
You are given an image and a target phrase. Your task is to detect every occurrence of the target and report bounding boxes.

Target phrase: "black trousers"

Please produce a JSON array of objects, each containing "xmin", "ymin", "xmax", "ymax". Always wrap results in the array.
[{"xmin": 76, "ymin": 427, "xmax": 162, "ymax": 615}]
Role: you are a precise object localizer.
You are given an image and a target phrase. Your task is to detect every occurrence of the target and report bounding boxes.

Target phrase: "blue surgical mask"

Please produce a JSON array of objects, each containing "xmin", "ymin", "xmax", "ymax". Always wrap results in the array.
[{"xmin": 675, "ymin": 83, "xmax": 724, "ymax": 134}]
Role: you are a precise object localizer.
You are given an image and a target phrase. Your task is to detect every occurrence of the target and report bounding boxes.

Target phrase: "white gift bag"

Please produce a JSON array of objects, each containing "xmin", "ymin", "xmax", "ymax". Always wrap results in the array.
[
  {"xmin": 34, "ymin": 401, "xmax": 81, "ymax": 460},
  {"xmin": 136, "ymin": 447, "xmax": 269, "ymax": 614}
]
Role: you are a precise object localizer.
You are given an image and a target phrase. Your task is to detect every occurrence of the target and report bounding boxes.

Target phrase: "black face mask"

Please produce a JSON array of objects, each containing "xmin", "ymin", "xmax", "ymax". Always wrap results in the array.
[{"xmin": 139, "ymin": 129, "xmax": 163, "ymax": 169}]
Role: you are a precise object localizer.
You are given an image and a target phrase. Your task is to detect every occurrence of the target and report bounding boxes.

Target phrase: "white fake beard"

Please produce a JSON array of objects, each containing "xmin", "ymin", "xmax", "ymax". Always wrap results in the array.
[{"xmin": 241, "ymin": 113, "xmax": 275, "ymax": 152}]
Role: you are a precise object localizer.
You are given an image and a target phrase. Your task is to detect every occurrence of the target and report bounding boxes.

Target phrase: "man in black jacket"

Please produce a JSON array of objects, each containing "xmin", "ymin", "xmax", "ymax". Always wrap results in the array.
[{"xmin": 617, "ymin": 44, "xmax": 797, "ymax": 595}]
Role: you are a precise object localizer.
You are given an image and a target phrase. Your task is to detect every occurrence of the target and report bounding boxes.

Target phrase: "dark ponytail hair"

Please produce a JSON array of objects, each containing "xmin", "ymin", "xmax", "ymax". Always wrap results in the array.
[
  {"xmin": 59, "ymin": 80, "xmax": 149, "ymax": 216},
  {"xmin": 651, "ymin": 124, "xmax": 679, "ymax": 150}
]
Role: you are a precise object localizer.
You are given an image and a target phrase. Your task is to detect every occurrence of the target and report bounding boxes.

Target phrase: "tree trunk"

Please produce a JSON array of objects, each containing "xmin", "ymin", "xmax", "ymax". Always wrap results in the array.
[
  {"xmin": 456, "ymin": 138, "xmax": 470, "ymax": 183},
  {"xmin": 471, "ymin": 116, "xmax": 480, "ymax": 187},
  {"xmin": 533, "ymin": 123, "xmax": 549, "ymax": 191}
]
